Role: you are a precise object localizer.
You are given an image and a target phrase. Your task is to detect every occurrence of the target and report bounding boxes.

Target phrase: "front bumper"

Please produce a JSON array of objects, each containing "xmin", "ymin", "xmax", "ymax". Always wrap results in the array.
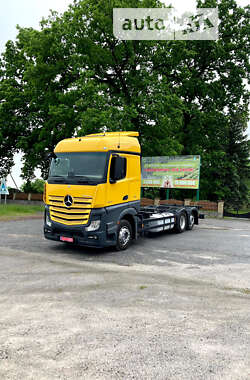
[{"xmin": 44, "ymin": 207, "xmax": 117, "ymax": 248}]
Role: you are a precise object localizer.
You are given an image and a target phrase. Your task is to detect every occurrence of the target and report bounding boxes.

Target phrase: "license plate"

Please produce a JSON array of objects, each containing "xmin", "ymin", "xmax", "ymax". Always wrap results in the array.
[{"xmin": 60, "ymin": 236, "xmax": 74, "ymax": 243}]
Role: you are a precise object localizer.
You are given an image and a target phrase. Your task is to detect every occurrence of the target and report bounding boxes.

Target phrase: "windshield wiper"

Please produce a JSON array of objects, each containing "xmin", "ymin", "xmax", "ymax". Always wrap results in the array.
[
  {"xmin": 49, "ymin": 175, "xmax": 66, "ymax": 183},
  {"xmin": 68, "ymin": 175, "xmax": 96, "ymax": 184},
  {"xmin": 50, "ymin": 175, "xmax": 66, "ymax": 178},
  {"xmin": 76, "ymin": 179, "xmax": 97, "ymax": 185},
  {"xmin": 49, "ymin": 175, "xmax": 98, "ymax": 184}
]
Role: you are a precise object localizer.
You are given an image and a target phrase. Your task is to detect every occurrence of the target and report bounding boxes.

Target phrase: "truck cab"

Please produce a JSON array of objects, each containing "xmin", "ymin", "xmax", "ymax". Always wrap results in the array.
[{"xmin": 44, "ymin": 132, "xmax": 141, "ymax": 249}]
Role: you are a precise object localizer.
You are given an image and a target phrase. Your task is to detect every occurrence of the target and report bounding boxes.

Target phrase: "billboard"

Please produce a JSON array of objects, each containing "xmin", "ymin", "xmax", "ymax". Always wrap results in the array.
[{"xmin": 142, "ymin": 156, "xmax": 200, "ymax": 189}]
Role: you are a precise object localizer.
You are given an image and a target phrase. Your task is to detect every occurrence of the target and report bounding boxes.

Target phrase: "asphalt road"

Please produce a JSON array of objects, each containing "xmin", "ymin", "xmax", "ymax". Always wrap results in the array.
[{"xmin": 0, "ymin": 217, "xmax": 249, "ymax": 379}]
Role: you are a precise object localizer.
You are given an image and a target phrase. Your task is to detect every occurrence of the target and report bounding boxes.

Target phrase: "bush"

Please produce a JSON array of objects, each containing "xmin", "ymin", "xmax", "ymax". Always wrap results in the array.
[{"xmin": 21, "ymin": 179, "xmax": 45, "ymax": 194}]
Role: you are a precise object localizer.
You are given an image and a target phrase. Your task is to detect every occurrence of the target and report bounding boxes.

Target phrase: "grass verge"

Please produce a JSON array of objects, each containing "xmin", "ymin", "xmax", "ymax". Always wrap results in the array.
[
  {"xmin": 226, "ymin": 209, "xmax": 250, "ymax": 215},
  {"xmin": 0, "ymin": 204, "xmax": 44, "ymax": 220}
]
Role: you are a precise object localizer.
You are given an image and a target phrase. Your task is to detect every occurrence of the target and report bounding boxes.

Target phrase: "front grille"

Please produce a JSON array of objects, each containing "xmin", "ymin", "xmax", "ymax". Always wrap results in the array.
[{"xmin": 48, "ymin": 195, "xmax": 92, "ymax": 226}]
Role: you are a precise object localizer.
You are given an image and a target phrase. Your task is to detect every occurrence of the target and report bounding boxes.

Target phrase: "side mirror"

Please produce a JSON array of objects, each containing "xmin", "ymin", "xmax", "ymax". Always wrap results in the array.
[
  {"xmin": 110, "ymin": 156, "xmax": 126, "ymax": 183},
  {"xmin": 46, "ymin": 152, "xmax": 57, "ymax": 161}
]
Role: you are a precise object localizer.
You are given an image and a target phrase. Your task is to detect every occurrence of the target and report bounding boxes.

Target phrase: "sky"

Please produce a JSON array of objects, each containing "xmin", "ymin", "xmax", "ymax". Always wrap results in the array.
[{"xmin": 0, "ymin": 0, "xmax": 249, "ymax": 188}]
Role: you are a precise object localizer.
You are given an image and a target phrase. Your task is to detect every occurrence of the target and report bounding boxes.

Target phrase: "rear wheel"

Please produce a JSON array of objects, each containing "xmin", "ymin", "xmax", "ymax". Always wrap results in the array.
[
  {"xmin": 187, "ymin": 212, "xmax": 195, "ymax": 230},
  {"xmin": 175, "ymin": 211, "xmax": 187, "ymax": 233},
  {"xmin": 116, "ymin": 220, "xmax": 132, "ymax": 251}
]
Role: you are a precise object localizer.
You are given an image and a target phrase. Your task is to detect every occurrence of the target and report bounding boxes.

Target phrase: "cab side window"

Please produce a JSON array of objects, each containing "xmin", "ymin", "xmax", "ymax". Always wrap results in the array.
[
  {"xmin": 110, "ymin": 156, "xmax": 127, "ymax": 181},
  {"xmin": 120, "ymin": 157, "xmax": 127, "ymax": 179}
]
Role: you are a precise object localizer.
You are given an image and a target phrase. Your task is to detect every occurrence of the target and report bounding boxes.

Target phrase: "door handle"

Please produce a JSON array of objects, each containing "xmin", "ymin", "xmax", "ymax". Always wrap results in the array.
[{"xmin": 123, "ymin": 195, "xmax": 128, "ymax": 200}]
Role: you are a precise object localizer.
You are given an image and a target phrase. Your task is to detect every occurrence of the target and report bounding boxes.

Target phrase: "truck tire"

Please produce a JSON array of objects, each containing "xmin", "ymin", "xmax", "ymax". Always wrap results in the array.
[
  {"xmin": 116, "ymin": 220, "xmax": 132, "ymax": 251},
  {"xmin": 175, "ymin": 211, "xmax": 187, "ymax": 233},
  {"xmin": 186, "ymin": 212, "xmax": 195, "ymax": 230}
]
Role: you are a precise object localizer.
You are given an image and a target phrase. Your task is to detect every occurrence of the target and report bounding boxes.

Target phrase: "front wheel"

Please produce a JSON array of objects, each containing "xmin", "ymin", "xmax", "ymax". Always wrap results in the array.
[
  {"xmin": 116, "ymin": 220, "xmax": 132, "ymax": 251},
  {"xmin": 175, "ymin": 211, "xmax": 187, "ymax": 233}
]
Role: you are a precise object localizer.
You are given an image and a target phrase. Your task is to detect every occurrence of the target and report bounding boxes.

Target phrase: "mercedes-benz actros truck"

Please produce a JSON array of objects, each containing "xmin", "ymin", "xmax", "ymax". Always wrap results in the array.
[{"xmin": 44, "ymin": 132, "xmax": 200, "ymax": 250}]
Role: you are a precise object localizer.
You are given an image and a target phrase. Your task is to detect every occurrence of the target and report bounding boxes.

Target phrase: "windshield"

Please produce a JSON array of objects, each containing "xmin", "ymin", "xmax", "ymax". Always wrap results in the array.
[{"xmin": 48, "ymin": 152, "xmax": 108, "ymax": 184}]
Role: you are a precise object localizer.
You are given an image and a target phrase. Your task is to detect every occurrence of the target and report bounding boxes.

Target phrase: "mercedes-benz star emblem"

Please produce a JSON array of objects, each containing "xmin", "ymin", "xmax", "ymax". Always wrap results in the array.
[{"xmin": 64, "ymin": 195, "xmax": 73, "ymax": 207}]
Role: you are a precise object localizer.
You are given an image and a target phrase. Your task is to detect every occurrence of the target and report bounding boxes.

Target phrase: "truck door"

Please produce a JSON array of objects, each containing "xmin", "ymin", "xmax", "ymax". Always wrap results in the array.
[{"xmin": 107, "ymin": 154, "xmax": 129, "ymax": 207}]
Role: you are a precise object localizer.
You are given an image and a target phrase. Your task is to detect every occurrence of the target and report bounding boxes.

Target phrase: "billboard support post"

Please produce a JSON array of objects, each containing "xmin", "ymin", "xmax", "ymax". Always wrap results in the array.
[
  {"xmin": 166, "ymin": 189, "xmax": 170, "ymax": 200},
  {"xmin": 196, "ymin": 189, "xmax": 200, "ymax": 201},
  {"xmin": 196, "ymin": 157, "xmax": 201, "ymax": 201}
]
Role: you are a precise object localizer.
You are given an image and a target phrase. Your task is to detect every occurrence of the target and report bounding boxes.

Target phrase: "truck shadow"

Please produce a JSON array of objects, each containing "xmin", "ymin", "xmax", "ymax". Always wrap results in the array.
[
  {"xmin": 51, "ymin": 242, "xmax": 112, "ymax": 257},
  {"xmin": 44, "ymin": 226, "xmax": 229, "ymax": 268},
  {"xmin": 47, "ymin": 230, "xmax": 178, "ymax": 267}
]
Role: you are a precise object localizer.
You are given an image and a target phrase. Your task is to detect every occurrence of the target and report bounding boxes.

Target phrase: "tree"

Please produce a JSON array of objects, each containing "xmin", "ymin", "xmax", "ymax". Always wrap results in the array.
[
  {"xmin": 0, "ymin": 0, "xmax": 184, "ymax": 181},
  {"xmin": 0, "ymin": 0, "xmax": 249, "ymax": 203},
  {"xmin": 222, "ymin": 109, "xmax": 250, "ymax": 209},
  {"xmin": 21, "ymin": 179, "xmax": 45, "ymax": 194}
]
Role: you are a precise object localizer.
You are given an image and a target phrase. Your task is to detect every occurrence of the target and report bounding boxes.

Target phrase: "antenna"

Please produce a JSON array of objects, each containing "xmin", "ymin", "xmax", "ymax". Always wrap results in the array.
[{"xmin": 118, "ymin": 130, "xmax": 121, "ymax": 149}]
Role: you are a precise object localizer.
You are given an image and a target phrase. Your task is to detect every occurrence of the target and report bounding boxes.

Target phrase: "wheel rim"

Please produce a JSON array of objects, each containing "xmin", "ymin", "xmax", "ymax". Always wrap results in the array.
[
  {"xmin": 119, "ymin": 226, "xmax": 131, "ymax": 247},
  {"xmin": 190, "ymin": 214, "xmax": 194, "ymax": 227},
  {"xmin": 180, "ymin": 215, "xmax": 186, "ymax": 230}
]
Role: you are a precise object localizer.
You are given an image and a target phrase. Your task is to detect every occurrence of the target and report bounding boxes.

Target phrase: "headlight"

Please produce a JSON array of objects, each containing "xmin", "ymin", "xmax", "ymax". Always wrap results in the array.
[
  {"xmin": 86, "ymin": 219, "xmax": 101, "ymax": 232},
  {"xmin": 46, "ymin": 209, "xmax": 52, "ymax": 227}
]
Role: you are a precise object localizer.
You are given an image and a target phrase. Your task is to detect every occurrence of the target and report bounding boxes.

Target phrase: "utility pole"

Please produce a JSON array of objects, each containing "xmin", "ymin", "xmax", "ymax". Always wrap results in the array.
[{"xmin": 10, "ymin": 173, "xmax": 19, "ymax": 191}]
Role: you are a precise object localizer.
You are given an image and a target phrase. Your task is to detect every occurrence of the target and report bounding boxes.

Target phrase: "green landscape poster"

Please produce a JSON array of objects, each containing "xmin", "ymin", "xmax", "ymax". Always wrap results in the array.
[{"xmin": 142, "ymin": 156, "xmax": 201, "ymax": 189}]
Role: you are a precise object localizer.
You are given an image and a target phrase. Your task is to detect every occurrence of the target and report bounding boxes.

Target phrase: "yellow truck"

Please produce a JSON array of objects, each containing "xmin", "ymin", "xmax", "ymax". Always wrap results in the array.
[{"xmin": 44, "ymin": 132, "xmax": 200, "ymax": 250}]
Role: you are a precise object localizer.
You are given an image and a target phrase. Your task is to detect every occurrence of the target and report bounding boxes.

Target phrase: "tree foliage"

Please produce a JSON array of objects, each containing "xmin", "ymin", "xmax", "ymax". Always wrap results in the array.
[
  {"xmin": 0, "ymin": 0, "xmax": 249, "ymax": 204},
  {"xmin": 21, "ymin": 178, "xmax": 45, "ymax": 194}
]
